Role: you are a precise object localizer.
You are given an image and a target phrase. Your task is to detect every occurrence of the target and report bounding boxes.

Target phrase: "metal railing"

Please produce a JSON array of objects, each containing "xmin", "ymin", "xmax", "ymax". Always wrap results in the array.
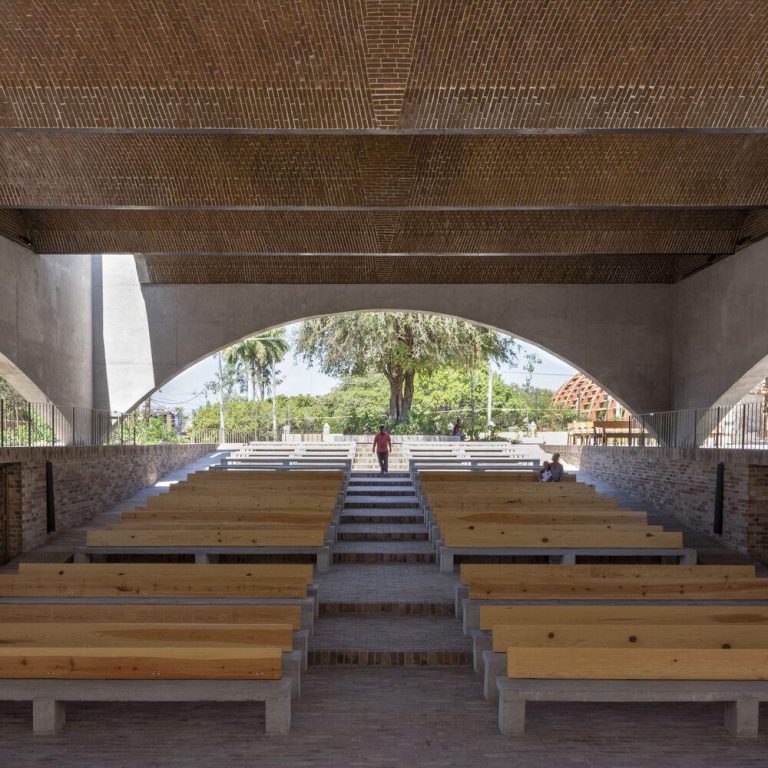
[{"xmin": 632, "ymin": 402, "xmax": 768, "ymax": 450}]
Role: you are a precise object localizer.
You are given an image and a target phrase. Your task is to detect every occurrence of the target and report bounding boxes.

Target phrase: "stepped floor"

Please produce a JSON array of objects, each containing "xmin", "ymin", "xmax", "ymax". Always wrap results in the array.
[{"xmin": 4, "ymin": 668, "xmax": 767, "ymax": 768}]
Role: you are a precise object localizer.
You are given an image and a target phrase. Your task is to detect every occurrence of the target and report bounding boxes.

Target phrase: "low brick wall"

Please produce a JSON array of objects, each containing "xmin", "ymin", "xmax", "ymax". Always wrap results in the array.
[
  {"xmin": 542, "ymin": 444, "xmax": 768, "ymax": 562},
  {"xmin": 0, "ymin": 444, "xmax": 215, "ymax": 555}
]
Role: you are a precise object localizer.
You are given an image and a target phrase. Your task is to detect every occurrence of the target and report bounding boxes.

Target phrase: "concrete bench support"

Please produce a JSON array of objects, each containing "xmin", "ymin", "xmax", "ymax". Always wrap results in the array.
[
  {"xmin": 496, "ymin": 678, "xmax": 768, "ymax": 738},
  {"xmin": 440, "ymin": 546, "xmax": 696, "ymax": 573},
  {"xmin": 75, "ymin": 545, "xmax": 332, "ymax": 575},
  {"xmin": 3, "ymin": 678, "xmax": 292, "ymax": 736}
]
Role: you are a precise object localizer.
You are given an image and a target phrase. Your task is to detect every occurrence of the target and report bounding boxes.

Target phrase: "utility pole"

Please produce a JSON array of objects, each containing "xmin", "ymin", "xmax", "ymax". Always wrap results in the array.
[
  {"xmin": 486, "ymin": 360, "xmax": 494, "ymax": 434},
  {"xmin": 271, "ymin": 366, "xmax": 278, "ymax": 442},
  {"xmin": 217, "ymin": 353, "xmax": 226, "ymax": 444}
]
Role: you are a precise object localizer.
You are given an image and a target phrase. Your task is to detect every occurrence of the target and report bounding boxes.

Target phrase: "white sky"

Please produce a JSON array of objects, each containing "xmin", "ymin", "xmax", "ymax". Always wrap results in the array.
[{"xmin": 152, "ymin": 322, "xmax": 577, "ymax": 413}]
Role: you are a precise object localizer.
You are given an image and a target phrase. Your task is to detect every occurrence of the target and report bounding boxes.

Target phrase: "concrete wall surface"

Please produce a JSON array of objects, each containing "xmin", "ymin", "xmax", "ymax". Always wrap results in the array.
[
  {"xmin": 548, "ymin": 444, "xmax": 768, "ymax": 563},
  {"xmin": 0, "ymin": 237, "xmax": 92, "ymax": 408},
  {"xmin": 0, "ymin": 444, "xmax": 215, "ymax": 554}
]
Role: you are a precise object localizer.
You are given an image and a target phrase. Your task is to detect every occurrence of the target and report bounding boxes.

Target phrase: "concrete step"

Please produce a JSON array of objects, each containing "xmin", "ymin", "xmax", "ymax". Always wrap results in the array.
[
  {"xmin": 340, "ymin": 509, "xmax": 425, "ymax": 524},
  {"xmin": 337, "ymin": 524, "xmax": 429, "ymax": 542},
  {"xmin": 344, "ymin": 495, "xmax": 420, "ymax": 508},
  {"xmin": 308, "ymin": 615, "xmax": 471, "ymax": 666},
  {"xmin": 332, "ymin": 541, "xmax": 435, "ymax": 564},
  {"xmin": 348, "ymin": 474, "xmax": 411, "ymax": 483},
  {"xmin": 346, "ymin": 485, "xmax": 415, "ymax": 496}
]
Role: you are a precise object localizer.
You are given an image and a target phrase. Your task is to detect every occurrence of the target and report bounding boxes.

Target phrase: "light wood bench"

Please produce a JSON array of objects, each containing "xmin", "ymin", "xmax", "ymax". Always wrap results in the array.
[
  {"xmin": 483, "ymin": 619, "xmax": 768, "ymax": 703},
  {"xmin": 457, "ymin": 563, "xmax": 757, "ymax": 616},
  {"xmin": 77, "ymin": 528, "xmax": 332, "ymax": 572},
  {"xmin": 496, "ymin": 648, "xmax": 768, "ymax": 737},
  {"xmin": 0, "ymin": 621, "xmax": 304, "ymax": 701},
  {"xmin": 0, "ymin": 647, "xmax": 292, "ymax": 735},
  {"xmin": 473, "ymin": 603, "xmax": 768, "ymax": 674},
  {"xmin": 438, "ymin": 526, "xmax": 693, "ymax": 573}
]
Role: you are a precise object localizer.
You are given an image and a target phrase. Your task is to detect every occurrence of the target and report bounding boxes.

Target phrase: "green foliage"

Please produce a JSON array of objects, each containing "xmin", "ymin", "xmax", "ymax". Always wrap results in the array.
[
  {"xmin": 295, "ymin": 313, "xmax": 518, "ymax": 422},
  {"xmin": 188, "ymin": 366, "xmax": 575, "ymax": 438}
]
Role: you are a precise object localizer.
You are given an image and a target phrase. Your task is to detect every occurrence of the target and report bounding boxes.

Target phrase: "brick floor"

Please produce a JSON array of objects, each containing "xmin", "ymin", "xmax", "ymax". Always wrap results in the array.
[{"xmin": 2, "ymin": 669, "xmax": 766, "ymax": 768}]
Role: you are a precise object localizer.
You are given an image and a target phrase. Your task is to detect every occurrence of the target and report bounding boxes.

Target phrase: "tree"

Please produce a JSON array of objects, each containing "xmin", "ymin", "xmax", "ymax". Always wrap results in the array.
[
  {"xmin": 295, "ymin": 313, "xmax": 518, "ymax": 423},
  {"xmin": 220, "ymin": 330, "xmax": 289, "ymax": 440}
]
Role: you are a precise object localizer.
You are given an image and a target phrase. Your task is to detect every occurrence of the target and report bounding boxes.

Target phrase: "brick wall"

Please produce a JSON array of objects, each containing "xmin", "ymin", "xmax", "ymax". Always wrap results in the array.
[
  {"xmin": 0, "ymin": 444, "xmax": 215, "ymax": 554},
  {"xmin": 542, "ymin": 445, "xmax": 768, "ymax": 562}
]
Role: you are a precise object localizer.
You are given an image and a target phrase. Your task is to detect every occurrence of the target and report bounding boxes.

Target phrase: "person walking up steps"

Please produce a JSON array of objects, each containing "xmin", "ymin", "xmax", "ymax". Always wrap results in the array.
[{"xmin": 372, "ymin": 425, "xmax": 392, "ymax": 473}]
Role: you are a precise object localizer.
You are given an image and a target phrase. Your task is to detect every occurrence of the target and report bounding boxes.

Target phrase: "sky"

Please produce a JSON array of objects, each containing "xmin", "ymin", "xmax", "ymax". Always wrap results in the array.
[{"xmin": 151, "ymin": 322, "xmax": 577, "ymax": 414}]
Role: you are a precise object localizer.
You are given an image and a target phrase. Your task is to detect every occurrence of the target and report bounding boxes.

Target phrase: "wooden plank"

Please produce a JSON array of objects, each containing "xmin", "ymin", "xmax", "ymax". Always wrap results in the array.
[
  {"xmin": 122, "ymin": 510, "xmax": 332, "ymax": 524},
  {"xmin": 0, "ymin": 622, "xmax": 294, "ymax": 651},
  {"xmin": 461, "ymin": 564, "xmax": 756, "ymax": 583},
  {"xmin": 0, "ymin": 604, "xmax": 303, "ymax": 629},
  {"xmin": 109, "ymin": 521, "xmax": 327, "ymax": 531},
  {"xmin": 506, "ymin": 647, "xmax": 768, "ymax": 680},
  {"xmin": 442, "ymin": 525, "xmax": 682, "ymax": 548},
  {"xmin": 0, "ymin": 646, "xmax": 282, "ymax": 680},
  {"xmin": 493, "ymin": 623, "xmax": 768, "ymax": 651},
  {"xmin": 145, "ymin": 495, "xmax": 336, "ymax": 511},
  {"xmin": 86, "ymin": 528, "xmax": 328, "ymax": 547},
  {"xmin": 479, "ymin": 605, "xmax": 768, "ymax": 630},
  {"xmin": 437, "ymin": 511, "xmax": 647, "ymax": 525},
  {"xmin": 18, "ymin": 563, "xmax": 314, "ymax": 582},
  {"xmin": 3, "ymin": 564, "xmax": 313, "ymax": 598},
  {"xmin": 471, "ymin": 579, "xmax": 768, "ymax": 601}
]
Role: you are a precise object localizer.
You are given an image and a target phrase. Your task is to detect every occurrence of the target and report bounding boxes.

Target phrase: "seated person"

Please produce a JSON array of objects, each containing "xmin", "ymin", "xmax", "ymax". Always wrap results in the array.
[
  {"xmin": 549, "ymin": 453, "xmax": 564, "ymax": 482},
  {"xmin": 539, "ymin": 460, "xmax": 552, "ymax": 482}
]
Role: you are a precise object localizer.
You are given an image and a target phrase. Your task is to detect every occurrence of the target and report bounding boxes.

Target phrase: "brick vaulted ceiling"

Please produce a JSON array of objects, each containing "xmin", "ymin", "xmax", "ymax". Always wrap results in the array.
[{"xmin": 1, "ymin": 1, "xmax": 767, "ymax": 284}]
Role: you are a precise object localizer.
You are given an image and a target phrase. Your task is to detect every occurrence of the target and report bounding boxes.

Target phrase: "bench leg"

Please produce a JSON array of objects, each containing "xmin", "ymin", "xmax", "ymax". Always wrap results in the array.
[
  {"xmin": 483, "ymin": 652, "xmax": 506, "ymax": 702},
  {"xmin": 454, "ymin": 584, "xmax": 468, "ymax": 618},
  {"xmin": 265, "ymin": 692, "xmax": 292, "ymax": 736},
  {"xmin": 73, "ymin": 551, "xmax": 89, "ymax": 564},
  {"xmin": 559, "ymin": 553, "xmax": 576, "ymax": 564},
  {"xmin": 283, "ymin": 651, "xmax": 302, "ymax": 702},
  {"xmin": 681, "ymin": 549, "xmax": 698, "ymax": 565},
  {"xmin": 472, "ymin": 630, "xmax": 491, "ymax": 676},
  {"xmin": 33, "ymin": 698, "xmax": 66, "ymax": 735},
  {"xmin": 724, "ymin": 698, "xmax": 760, "ymax": 738},
  {"xmin": 194, "ymin": 552, "xmax": 210, "ymax": 564},
  {"xmin": 316, "ymin": 547, "xmax": 330, "ymax": 574},
  {"xmin": 439, "ymin": 549, "xmax": 454, "ymax": 573},
  {"xmin": 294, "ymin": 629, "xmax": 309, "ymax": 671},
  {"xmin": 498, "ymin": 691, "xmax": 526, "ymax": 736}
]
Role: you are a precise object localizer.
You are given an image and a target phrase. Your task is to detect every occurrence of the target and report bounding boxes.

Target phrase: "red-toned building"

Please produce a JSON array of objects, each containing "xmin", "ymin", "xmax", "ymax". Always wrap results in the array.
[{"xmin": 551, "ymin": 373, "xmax": 626, "ymax": 421}]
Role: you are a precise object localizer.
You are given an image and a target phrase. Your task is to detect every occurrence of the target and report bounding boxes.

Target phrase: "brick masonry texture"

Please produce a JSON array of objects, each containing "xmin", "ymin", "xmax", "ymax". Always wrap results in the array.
[
  {"xmin": 545, "ymin": 445, "xmax": 768, "ymax": 563},
  {"xmin": 0, "ymin": 444, "xmax": 214, "ymax": 553},
  {"xmin": 2, "ymin": 133, "xmax": 768, "ymax": 210},
  {"xmin": 1, "ymin": 1, "xmax": 767, "ymax": 130}
]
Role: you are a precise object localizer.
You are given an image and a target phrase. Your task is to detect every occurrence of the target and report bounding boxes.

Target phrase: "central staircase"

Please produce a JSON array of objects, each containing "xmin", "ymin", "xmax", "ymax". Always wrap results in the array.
[{"xmin": 310, "ymin": 468, "xmax": 471, "ymax": 665}]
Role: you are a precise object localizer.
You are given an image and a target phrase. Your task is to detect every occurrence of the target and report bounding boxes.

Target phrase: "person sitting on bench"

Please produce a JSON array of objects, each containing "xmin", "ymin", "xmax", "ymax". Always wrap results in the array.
[
  {"xmin": 538, "ymin": 461, "xmax": 552, "ymax": 482},
  {"xmin": 549, "ymin": 453, "xmax": 564, "ymax": 482}
]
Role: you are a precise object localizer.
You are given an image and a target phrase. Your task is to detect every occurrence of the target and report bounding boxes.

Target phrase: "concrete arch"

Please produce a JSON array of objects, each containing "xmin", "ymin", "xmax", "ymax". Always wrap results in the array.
[
  {"xmin": 94, "ymin": 255, "xmax": 673, "ymax": 415},
  {"xmin": 0, "ymin": 351, "xmax": 51, "ymax": 405}
]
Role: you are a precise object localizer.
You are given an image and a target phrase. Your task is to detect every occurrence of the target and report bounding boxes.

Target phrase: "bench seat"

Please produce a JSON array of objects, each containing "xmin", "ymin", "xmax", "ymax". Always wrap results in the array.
[
  {"xmin": 1, "ymin": 677, "xmax": 292, "ymax": 736},
  {"xmin": 496, "ymin": 677, "xmax": 768, "ymax": 738}
]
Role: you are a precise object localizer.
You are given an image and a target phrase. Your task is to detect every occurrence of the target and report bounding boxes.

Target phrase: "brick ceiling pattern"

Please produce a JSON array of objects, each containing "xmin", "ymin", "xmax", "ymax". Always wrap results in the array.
[
  {"xmin": 1, "ymin": 0, "xmax": 767, "ymax": 130},
  {"xmin": 2, "ymin": 133, "xmax": 768, "ymax": 209},
  {"xmin": 23, "ymin": 208, "xmax": 746, "ymax": 257},
  {"xmin": 0, "ymin": 0, "xmax": 767, "ymax": 285},
  {"xmin": 139, "ymin": 253, "xmax": 721, "ymax": 285}
]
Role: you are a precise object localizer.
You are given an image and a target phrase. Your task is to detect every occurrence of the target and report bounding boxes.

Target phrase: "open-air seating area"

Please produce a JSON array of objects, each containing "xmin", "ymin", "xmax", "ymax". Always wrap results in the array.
[
  {"xmin": 73, "ymin": 470, "xmax": 345, "ymax": 573},
  {"xmin": 405, "ymin": 443, "xmax": 540, "ymax": 481},
  {"xmin": 460, "ymin": 566, "xmax": 768, "ymax": 737},
  {"xmin": 219, "ymin": 442, "xmax": 355, "ymax": 472},
  {"xmin": 419, "ymin": 473, "xmax": 695, "ymax": 572},
  {"xmin": 0, "ymin": 560, "xmax": 330, "ymax": 734}
]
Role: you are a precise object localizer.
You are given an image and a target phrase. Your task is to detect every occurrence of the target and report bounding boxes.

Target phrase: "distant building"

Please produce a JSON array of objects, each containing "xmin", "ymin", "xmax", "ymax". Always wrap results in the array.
[{"xmin": 551, "ymin": 373, "xmax": 625, "ymax": 420}]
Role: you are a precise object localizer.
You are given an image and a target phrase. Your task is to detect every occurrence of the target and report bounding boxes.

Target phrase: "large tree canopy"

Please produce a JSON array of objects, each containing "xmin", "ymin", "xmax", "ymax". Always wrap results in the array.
[{"xmin": 295, "ymin": 313, "xmax": 518, "ymax": 422}]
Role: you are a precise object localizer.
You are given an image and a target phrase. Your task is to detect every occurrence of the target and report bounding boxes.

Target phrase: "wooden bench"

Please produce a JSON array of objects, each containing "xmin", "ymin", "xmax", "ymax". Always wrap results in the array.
[
  {"xmin": 483, "ymin": 616, "xmax": 768, "ymax": 703},
  {"xmin": 457, "ymin": 563, "xmax": 757, "ymax": 617},
  {"xmin": 437, "ymin": 526, "xmax": 693, "ymax": 573},
  {"xmin": 0, "ymin": 647, "xmax": 292, "ymax": 735},
  {"xmin": 77, "ymin": 528, "xmax": 332, "ymax": 572},
  {"xmin": 473, "ymin": 603, "xmax": 768, "ymax": 676},
  {"xmin": 496, "ymin": 648, "xmax": 768, "ymax": 737}
]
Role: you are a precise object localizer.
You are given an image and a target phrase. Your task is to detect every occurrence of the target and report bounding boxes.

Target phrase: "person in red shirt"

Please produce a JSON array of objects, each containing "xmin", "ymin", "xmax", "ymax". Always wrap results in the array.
[{"xmin": 372, "ymin": 425, "xmax": 392, "ymax": 473}]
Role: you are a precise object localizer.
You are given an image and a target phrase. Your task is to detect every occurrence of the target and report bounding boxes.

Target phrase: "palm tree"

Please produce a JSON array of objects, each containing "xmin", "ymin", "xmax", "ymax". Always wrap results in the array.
[{"xmin": 224, "ymin": 330, "xmax": 289, "ymax": 440}]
